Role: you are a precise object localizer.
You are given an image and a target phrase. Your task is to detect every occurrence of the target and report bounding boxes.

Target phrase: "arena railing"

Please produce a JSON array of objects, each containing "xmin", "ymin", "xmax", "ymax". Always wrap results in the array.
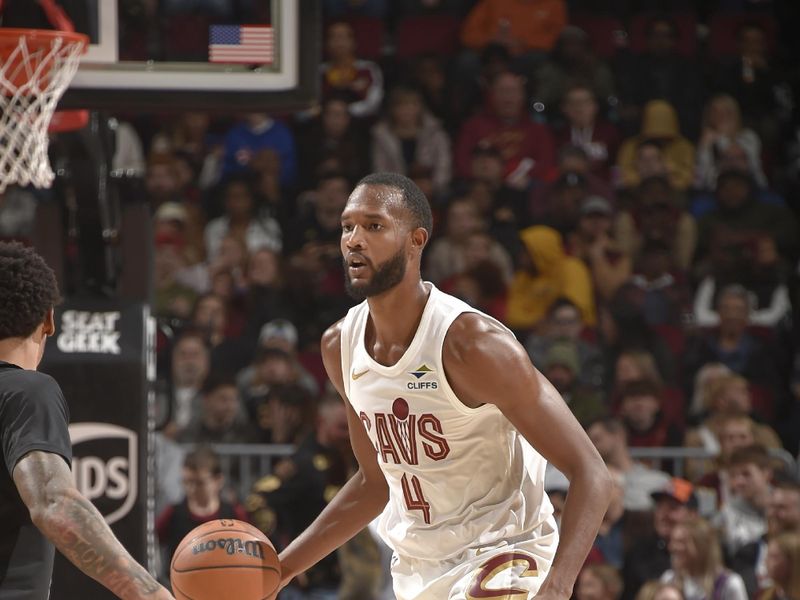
[
  {"xmin": 183, "ymin": 444, "xmax": 798, "ymax": 502},
  {"xmin": 629, "ymin": 446, "xmax": 797, "ymax": 479}
]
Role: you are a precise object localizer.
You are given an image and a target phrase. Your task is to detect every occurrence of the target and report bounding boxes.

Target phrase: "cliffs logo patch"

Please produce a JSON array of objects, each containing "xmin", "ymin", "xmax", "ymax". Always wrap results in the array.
[
  {"xmin": 69, "ymin": 423, "xmax": 137, "ymax": 525},
  {"xmin": 410, "ymin": 364, "xmax": 433, "ymax": 379},
  {"xmin": 408, "ymin": 364, "xmax": 437, "ymax": 390}
]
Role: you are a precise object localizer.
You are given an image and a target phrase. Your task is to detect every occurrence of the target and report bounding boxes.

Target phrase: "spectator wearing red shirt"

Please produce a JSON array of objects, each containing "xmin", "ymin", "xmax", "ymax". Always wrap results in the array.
[{"xmin": 455, "ymin": 71, "xmax": 556, "ymax": 184}]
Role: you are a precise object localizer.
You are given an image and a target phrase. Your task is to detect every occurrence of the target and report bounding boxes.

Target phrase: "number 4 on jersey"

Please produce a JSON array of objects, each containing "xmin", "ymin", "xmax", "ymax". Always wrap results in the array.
[{"xmin": 401, "ymin": 473, "xmax": 431, "ymax": 524}]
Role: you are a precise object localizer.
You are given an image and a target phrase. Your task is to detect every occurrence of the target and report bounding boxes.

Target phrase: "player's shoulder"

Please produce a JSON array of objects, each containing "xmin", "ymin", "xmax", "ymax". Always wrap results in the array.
[
  {"xmin": 0, "ymin": 367, "xmax": 61, "ymax": 397},
  {"xmin": 446, "ymin": 312, "xmax": 513, "ymax": 348},
  {"xmin": 444, "ymin": 312, "xmax": 522, "ymax": 366},
  {"xmin": 321, "ymin": 318, "xmax": 345, "ymax": 359}
]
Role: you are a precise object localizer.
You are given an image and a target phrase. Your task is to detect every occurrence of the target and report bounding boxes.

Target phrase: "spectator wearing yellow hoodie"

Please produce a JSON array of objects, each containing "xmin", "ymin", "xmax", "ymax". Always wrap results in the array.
[
  {"xmin": 506, "ymin": 225, "xmax": 596, "ymax": 332},
  {"xmin": 616, "ymin": 100, "xmax": 696, "ymax": 192}
]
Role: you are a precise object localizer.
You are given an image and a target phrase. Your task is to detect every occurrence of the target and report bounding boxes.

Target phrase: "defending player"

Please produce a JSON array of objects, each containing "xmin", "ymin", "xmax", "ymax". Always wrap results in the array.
[
  {"xmin": 275, "ymin": 173, "xmax": 613, "ymax": 599},
  {"xmin": 0, "ymin": 242, "xmax": 173, "ymax": 600}
]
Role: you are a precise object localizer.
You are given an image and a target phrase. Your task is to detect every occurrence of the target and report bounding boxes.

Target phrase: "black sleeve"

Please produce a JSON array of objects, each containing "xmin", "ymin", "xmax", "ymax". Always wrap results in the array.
[{"xmin": 1, "ymin": 373, "xmax": 72, "ymax": 474}]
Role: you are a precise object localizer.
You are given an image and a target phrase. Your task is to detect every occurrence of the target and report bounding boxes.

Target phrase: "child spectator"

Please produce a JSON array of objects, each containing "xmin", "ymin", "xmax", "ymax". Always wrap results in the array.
[
  {"xmin": 156, "ymin": 446, "xmax": 249, "ymax": 565},
  {"xmin": 717, "ymin": 445, "xmax": 773, "ymax": 555}
]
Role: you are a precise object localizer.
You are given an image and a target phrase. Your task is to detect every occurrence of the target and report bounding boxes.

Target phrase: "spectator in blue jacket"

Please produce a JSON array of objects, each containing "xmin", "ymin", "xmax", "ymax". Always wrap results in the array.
[{"xmin": 222, "ymin": 113, "xmax": 297, "ymax": 188}]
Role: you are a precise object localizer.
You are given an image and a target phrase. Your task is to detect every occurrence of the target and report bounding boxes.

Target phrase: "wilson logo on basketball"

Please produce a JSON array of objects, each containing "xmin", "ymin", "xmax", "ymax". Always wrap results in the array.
[{"xmin": 191, "ymin": 537, "xmax": 265, "ymax": 559}]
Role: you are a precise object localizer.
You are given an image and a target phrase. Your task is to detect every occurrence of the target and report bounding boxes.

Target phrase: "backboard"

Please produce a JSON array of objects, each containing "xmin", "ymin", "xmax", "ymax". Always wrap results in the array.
[{"xmin": 0, "ymin": 0, "xmax": 320, "ymax": 112}]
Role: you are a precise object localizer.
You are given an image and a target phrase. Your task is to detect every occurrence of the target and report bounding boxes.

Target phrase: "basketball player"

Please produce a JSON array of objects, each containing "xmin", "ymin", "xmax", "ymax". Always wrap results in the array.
[
  {"xmin": 274, "ymin": 173, "xmax": 613, "ymax": 599},
  {"xmin": 0, "ymin": 242, "xmax": 173, "ymax": 600}
]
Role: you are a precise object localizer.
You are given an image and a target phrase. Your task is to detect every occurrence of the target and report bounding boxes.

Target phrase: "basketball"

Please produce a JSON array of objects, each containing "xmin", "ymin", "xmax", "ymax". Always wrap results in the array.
[{"xmin": 170, "ymin": 519, "xmax": 281, "ymax": 600}]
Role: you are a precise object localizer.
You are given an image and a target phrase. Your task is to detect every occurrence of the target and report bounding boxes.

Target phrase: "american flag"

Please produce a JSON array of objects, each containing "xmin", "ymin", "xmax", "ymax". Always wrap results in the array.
[{"xmin": 209, "ymin": 25, "xmax": 274, "ymax": 64}]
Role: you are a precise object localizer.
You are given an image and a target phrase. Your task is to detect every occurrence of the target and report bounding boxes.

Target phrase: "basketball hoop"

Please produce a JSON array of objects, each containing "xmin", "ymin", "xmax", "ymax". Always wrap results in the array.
[{"xmin": 0, "ymin": 27, "xmax": 88, "ymax": 192}]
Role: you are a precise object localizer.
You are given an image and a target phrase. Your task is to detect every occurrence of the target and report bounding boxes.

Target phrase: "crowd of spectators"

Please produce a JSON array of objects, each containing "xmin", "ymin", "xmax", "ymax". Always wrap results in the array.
[{"xmin": 3, "ymin": 0, "xmax": 800, "ymax": 598}]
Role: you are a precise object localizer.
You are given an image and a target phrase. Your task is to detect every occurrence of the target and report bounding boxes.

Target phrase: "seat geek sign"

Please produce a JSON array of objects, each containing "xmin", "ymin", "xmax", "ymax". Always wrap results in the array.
[
  {"xmin": 40, "ymin": 300, "xmax": 153, "ymax": 600},
  {"xmin": 57, "ymin": 311, "xmax": 122, "ymax": 354}
]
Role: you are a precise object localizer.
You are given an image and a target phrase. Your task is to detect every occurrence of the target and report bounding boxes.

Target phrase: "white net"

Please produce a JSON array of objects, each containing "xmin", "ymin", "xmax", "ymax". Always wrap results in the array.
[{"xmin": 0, "ymin": 32, "xmax": 86, "ymax": 192}]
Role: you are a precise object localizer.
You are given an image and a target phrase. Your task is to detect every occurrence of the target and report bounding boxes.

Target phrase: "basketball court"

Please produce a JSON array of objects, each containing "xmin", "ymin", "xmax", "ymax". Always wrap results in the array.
[{"xmin": 0, "ymin": 2, "xmax": 320, "ymax": 598}]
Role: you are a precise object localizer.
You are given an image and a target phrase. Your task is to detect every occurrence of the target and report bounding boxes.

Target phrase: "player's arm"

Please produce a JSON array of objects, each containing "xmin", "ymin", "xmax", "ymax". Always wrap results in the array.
[
  {"xmin": 444, "ymin": 314, "xmax": 613, "ymax": 600},
  {"xmin": 277, "ymin": 320, "xmax": 389, "ymax": 586},
  {"xmin": 13, "ymin": 450, "xmax": 174, "ymax": 600}
]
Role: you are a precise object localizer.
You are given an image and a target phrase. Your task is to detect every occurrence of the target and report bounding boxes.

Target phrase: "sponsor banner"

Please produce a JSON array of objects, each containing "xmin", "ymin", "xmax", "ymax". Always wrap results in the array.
[
  {"xmin": 69, "ymin": 423, "xmax": 138, "ymax": 526},
  {"xmin": 40, "ymin": 300, "xmax": 153, "ymax": 600}
]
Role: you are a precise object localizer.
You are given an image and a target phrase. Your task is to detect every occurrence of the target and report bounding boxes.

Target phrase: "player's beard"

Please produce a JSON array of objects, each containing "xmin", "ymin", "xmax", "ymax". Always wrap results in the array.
[{"xmin": 344, "ymin": 248, "xmax": 407, "ymax": 300}]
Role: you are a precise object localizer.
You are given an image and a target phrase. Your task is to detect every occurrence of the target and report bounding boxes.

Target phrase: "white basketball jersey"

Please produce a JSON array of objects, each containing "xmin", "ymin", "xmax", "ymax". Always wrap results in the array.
[{"xmin": 341, "ymin": 283, "xmax": 554, "ymax": 561}]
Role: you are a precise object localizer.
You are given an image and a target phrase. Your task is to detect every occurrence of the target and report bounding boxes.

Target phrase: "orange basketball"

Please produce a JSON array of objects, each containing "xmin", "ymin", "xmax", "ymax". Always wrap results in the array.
[{"xmin": 170, "ymin": 519, "xmax": 281, "ymax": 600}]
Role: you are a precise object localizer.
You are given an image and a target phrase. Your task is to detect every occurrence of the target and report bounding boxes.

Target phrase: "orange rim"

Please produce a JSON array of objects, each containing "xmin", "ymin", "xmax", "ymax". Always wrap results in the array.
[{"xmin": 0, "ymin": 28, "xmax": 89, "ymax": 60}]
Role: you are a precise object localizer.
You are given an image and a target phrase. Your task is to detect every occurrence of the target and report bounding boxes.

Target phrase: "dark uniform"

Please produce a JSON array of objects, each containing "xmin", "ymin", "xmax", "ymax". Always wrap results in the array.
[
  {"xmin": 247, "ymin": 433, "xmax": 352, "ymax": 594},
  {"xmin": 0, "ymin": 361, "xmax": 72, "ymax": 600}
]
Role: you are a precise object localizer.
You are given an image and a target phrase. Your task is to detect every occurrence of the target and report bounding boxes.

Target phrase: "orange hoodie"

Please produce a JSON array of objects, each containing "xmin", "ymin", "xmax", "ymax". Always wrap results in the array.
[{"xmin": 461, "ymin": 0, "xmax": 567, "ymax": 52}]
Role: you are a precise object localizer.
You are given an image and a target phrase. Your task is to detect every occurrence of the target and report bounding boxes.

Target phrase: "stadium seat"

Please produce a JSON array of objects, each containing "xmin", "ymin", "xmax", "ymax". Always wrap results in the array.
[
  {"xmin": 395, "ymin": 14, "xmax": 461, "ymax": 59},
  {"xmin": 570, "ymin": 13, "xmax": 626, "ymax": 59},
  {"xmin": 628, "ymin": 12, "xmax": 698, "ymax": 57},
  {"xmin": 326, "ymin": 16, "xmax": 386, "ymax": 61},
  {"xmin": 708, "ymin": 12, "xmax": 777, "ymax": 59}
]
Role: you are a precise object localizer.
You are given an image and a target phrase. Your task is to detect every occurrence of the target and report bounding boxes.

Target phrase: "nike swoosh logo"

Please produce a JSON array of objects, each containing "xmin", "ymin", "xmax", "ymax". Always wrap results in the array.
[{"xmin": 352, "ymin": 369, "xmax": 369, "ymax": 380}]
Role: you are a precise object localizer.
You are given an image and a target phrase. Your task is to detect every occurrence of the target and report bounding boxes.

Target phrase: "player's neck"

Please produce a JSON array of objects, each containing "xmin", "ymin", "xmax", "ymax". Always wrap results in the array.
[
  {"xmin": 366, "ymin": 279, "xmax": 429, "ymax": 352},
  {"xmin": 0, "ymin": 337, "xmax": 42, "ymax": 371}
]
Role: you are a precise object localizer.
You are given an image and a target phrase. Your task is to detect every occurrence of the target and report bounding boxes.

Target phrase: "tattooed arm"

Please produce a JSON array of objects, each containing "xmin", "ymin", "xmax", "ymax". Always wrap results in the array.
[{"xmin": 13, "ymin": 450, "xmax": 174, "ymax": 600}]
